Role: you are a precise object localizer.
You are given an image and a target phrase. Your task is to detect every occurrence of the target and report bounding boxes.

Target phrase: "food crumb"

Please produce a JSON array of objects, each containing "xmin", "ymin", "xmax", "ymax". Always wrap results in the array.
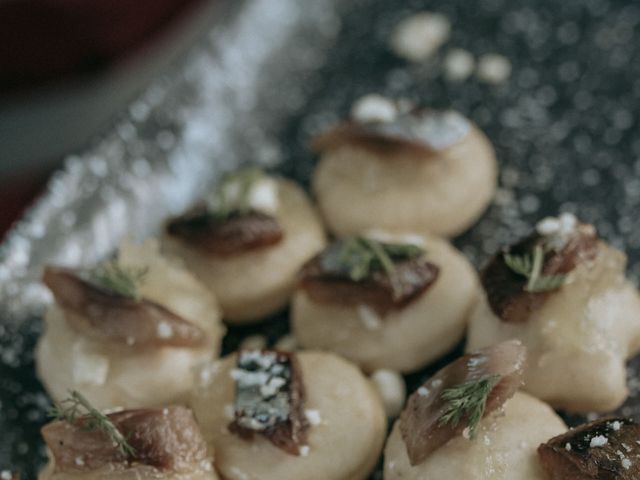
[
  {"xmin": 351, "ymin": 94, "xmax": 397, "ymax": 123},
  {"xmin": 590, "ymin": 435, "xmax": 608, "ymax": 448},
  {"xmin": 476, "ymin": 53, "xmax": 512, "ymax": 85},
  {"xmin": 299, "ymin": 445, "xmax": 310, "ymax": 457},
  {"xmin": 371, "ymin": 369, "xmax": 406, "ymax": 417},
  {"xmin": 443, "ymin": 48, "xmax": 475, "ymax": 82},
  {"xmin": 391, "ymin": 12, "xmax": 451, "ymax": 62},
  {"xmin": 622, "ymin": 458, "xmax": 632, "ymax": 470}
]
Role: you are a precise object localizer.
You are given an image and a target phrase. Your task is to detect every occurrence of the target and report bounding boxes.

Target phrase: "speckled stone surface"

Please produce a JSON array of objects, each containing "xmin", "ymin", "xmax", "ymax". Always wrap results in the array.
[{"xmin": 2, "ymin": 0, "xmax": 640, "ymax": 477}]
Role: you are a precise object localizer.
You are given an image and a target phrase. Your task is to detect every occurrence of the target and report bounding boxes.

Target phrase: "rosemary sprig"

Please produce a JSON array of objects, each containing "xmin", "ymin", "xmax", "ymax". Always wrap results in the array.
[
  {"xmin": 503, "ymin": 245, "xmax": 566, "ymax": 293},
  {"xmin": 49, "ymin": 390, "xmax": 136, "ymax": 456},
  {"xmin": 438, "ymin": 374, "xmax": 500, "ymax": 438},
  {"xmin": 209, "ymin": 167, "xmax": 264, "ymax": 220},
  {"xmin": 322, "ymin": 237, "xmax": 425, "ymax": 298},
  {"xmin": 91, "ymin": 261, "xmax": 148, "ymax": 300}
]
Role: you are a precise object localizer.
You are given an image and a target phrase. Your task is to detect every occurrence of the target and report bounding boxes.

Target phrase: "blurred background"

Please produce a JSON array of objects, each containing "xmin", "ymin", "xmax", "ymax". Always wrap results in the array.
[{"xmin": 0, "ymin": 0, "xmax": 222, "ymax": 236}]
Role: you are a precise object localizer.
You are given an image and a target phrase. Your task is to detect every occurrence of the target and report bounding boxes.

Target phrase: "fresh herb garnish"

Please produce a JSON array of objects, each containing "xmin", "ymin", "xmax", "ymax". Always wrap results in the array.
[
  {"xmin": 503, "ymin": 245, "xmax": 566, "ymax": 293},
  {"xmin": 209, "ymin": 167, "xmax": 264, "ymax": 220},
  {"xmin": 321, "ymin": 237, "xmax": 424, "ymax": 297},
  {"xmin": 91, "ymin": 261, "xmax": 148, "ymax": 300},
  {"xmin": 438, "ymin": 374, "xmax": 500, "ymax": 438},
  {"xmin": 49, "ymin": 390, "xmax": 136, "ymax": 456}
]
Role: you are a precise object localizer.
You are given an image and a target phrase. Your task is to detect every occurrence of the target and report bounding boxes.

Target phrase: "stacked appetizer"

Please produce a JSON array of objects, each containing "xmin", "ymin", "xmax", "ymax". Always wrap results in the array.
[{"xmin": 31, "ymin": 95, "xmax": 640, "ymax": 480}]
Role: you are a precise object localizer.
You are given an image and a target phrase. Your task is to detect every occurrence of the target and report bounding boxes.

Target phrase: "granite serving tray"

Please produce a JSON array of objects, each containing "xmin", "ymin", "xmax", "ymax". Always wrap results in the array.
[{"xmin": 2, "ymin": 0, "xmax": 640, "ymax": 477}]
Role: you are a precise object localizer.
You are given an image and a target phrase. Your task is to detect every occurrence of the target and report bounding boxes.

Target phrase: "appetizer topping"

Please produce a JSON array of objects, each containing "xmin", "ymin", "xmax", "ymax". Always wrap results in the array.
[
  {"xmin": 43, "ymin": 266, "xmax": 207, "ymax": 348},
  {"xmin": 167, "ymin": 209, "xmax": 283, "ymax": 256},
  {"xmin": 399, "ymin": 340, "xmax": 526, "ymax": 465},
  {"xmin": 312, "ymin": 106, "xmax": 471, "ymax": 156},
  {"xmin": 229, "ymin": 350, "xmax": 308, "ymax": 455},
  {"xmin": 90, "ymin": 261, "xmax": 148, "ymax": 300},
  {"xmin": 351, "ymin": 94, "xmax": 399, "ymax": 123},
  {"xmin": 44, "ymin": 391, "xmax": 210, "ymax": 473},
  {"xmin": 298, "ymin": 237, "xmax": 439, "ymax": 314},
  {"xmin": 482, "ymin": 217, "xmax": 598, "ymax": 323},
  {"xmin": 538, "ymin": 417, "xmax": 640, "ymax": 479},
  {"xmin": 166, "ymin": 168, "xmax": 283, "ymax": 255}
]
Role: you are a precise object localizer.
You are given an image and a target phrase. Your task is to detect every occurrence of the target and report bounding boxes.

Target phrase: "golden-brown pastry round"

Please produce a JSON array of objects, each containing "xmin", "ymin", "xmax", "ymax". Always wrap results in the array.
[
  {"xmin": 163, "ymin": 177, "xmax": 325, "ymax": 324},
  {"xmin": 384, "ymin": 392, "xmax": 566, "ymax": 480},
  {"xmin": 291, "ymin": 233, "xmax": 479, "ymax": 373},
  {"xmin": 36, "ymin": 240, "xmax": 224, "ymax": 410},
  {"xmin": 312, "ymin": 108, "xmax": 497, "ymax": 238},
  {"xmin": 190, "ymin": 351, "xmax": 387, "ymax": 480},
  {"xmin": 467, "ymin": 215, "xmax": 640, "ymax": 412}
]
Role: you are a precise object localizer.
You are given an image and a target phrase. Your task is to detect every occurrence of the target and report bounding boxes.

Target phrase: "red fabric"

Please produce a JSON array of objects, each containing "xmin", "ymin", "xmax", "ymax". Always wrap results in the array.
[
  {"xmin": 0, "ymin": 0, "xmax": 204, "ymax": 89},
  {"xmin": 0, "ymin": 170, "xmax": 51, "ymax": 240}
]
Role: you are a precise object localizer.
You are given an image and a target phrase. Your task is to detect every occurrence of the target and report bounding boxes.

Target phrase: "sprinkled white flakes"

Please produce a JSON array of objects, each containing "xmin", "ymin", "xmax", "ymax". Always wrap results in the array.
[
  {"xmin": 305, "ymin": 409, "xmax": 322, "ymax": 426},
  {"xmin": 565, "ymin": 442, "xmax": 572, "ymax": 451},
  {"xmin": 443, "ymin": 48, "xmax": 475, "ymax": 82},
  {"xmin": 248, "ymin": 178, "xmax": 279, "ymax": 215},
  {"xmin": 0, "ymin": 472, "xmax": 11, "ymax": 480},
  {"xmin": 536, "ymin": 212, "xmax": 579, "ymax": 250},
  {"xmin": 417, "ymin": 386, "xmax": 430, "ymax": 398},
  {"xmin": 476, "ymin": 53, "xmax": 512, "ymax": 85},
  {"xmin": 240, "ymin": 334, "xmax": 268, "ymax": 351},
  {"xmin": 299, "ymin": 445, "xmax": 310, "ymax": 457},
  {"xmin": 74, "ymin": 456, "xmax": 85, "ymax": 466},
  {"xmin": 622, "ymin": 458, "xmax": 632, "ymax": 470},
  {"xmin": 224, "ymin": 404, "xmax": 235, "ymax": 420},
  {"xmin": 612, "ymin": 420, "xmax": 622, "ymax": 431},
  {"xmin": 391, "ymin": 12, "xmax": 451, "ymax": 62},
  {"xmin": 357, "ymin": 304, "xmax": 382, "ymax": 330},
  {"xmin": 351, "ymin": 94, "xmax": 398, "ymax": 123},
  {"xmin": 371, "ymin": 369, "xmax": 406, "ymax": 418},
  {"xmin": 157, "ymin": 321, "xmax": 173, "ymax": 339},
  {"xmin": 590, "ymin": 435, "xmax": 608, "ymax": 448}
]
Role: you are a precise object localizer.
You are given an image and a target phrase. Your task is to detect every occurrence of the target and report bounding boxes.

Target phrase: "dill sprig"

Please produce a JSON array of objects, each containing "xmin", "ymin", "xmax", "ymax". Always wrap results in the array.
[
  {"xmin": 90, "ymin": 261, "xmax": 148, "ymax": 300},
  {"xmin": 438, "ymin": 374, "xmax": 500, "ymax": 438},
  {"xmin": 209, "ymin": 167, "xmax": 264, "ymax": 220},
  {"xmin": 503, "ymin": 245, "xmax": 566, "ymax": 293},
  {"xmin": 49, "ymin": 390, "xmax": 136, "ymax": 456},
  {"xmin": 321, "ymin": 237, "xmax": 424, "ymax": 298}
]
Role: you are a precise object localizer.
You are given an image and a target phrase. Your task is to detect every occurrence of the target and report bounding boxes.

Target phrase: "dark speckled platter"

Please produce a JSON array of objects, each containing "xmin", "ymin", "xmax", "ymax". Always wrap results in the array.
[{"xmin": 2, "ymin": 0, "xmax": 640, "ymax": 478}]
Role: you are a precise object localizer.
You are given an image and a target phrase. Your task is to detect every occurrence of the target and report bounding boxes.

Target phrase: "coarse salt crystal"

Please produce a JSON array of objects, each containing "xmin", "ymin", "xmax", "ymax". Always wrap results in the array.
[
  {"xmin": 590, "ymin": 435, "xmax": 608, "ymax": 448},
  {"xmin": 157, "ymin": 321, "xmax": 173, "ymax": 338},
  {"xmin": 305, "ymin": 409, "xmax": 322, "ymax": 426},
  {"xmin": 443, "ymin": 48, "xmax": 475, "ymax": 82},
  {"xmin": 476, "ymin": 53, "xmax": 512, "ymax": 85},
  {"xmin": 565, "ymin": 442, "xmax": 572, "ymax": 451},
  {"xmin": 391, "ymin": 13, "xmax": 451, "ymax": 62},
  {"xmin": 612, "ymin": 420, "xmax": 622, "ymax": 431},
  {"xmin": 417, "ymin": 386, "xmax": 430, "ymax": 397},
  {"xmin": 351, "ymin": 94, "xmax": 398, "ymax": 123}
]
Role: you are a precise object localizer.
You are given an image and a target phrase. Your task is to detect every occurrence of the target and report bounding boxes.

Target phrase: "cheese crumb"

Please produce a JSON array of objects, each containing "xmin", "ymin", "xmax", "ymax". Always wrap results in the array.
[
  {"xmin": 299, "ymin": 445, "xmax": 310, "ymax": 457},
  {"xmin": 417, "ymin": 386, "xmax": 430, "ymax": 397},
  {"xmin": 248, "ymin": 178, "xmax": 279, "ymax": 215},
  {"xmin": 157, "ymin": 321, "xmax": 173, "ymax": 338},
  {"xmin": 74, "ymin": 456, "xmax": 85, "ymax": 466},
  {"xmin": 476, "ymin": 53, "xmax": 512, "ymax": 85},
  {"xmin": 612, "ymin": 420, "xmax": 622, "ymax": 431},
  {"xmin": 305, "ymin": 409, "xmax": 322, "ymax": 426},
  {"xmin": 391, "ymin": 12, "xmax": 451, "ymax": 62},
  {"xmin": 590, "ymin": 435, "xmax": 608, "ymax": 448},
  {"xmin": 351, "ymin": 94, "xmax": 398, "ymax": 123},
  {"xmin": 371, "ymin": 369, "xmax": 406, "ymax": 418},
  {"xmin": 443, "ymin": 48, "xmax": 475, "ymax": 82},
  {"xmin": 565, "ymin": 442, "xmax": 572, "ymax": 451},
  {"xmin": 622, "ymin": 458, "xmax": 632, "ymax": 470}
]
